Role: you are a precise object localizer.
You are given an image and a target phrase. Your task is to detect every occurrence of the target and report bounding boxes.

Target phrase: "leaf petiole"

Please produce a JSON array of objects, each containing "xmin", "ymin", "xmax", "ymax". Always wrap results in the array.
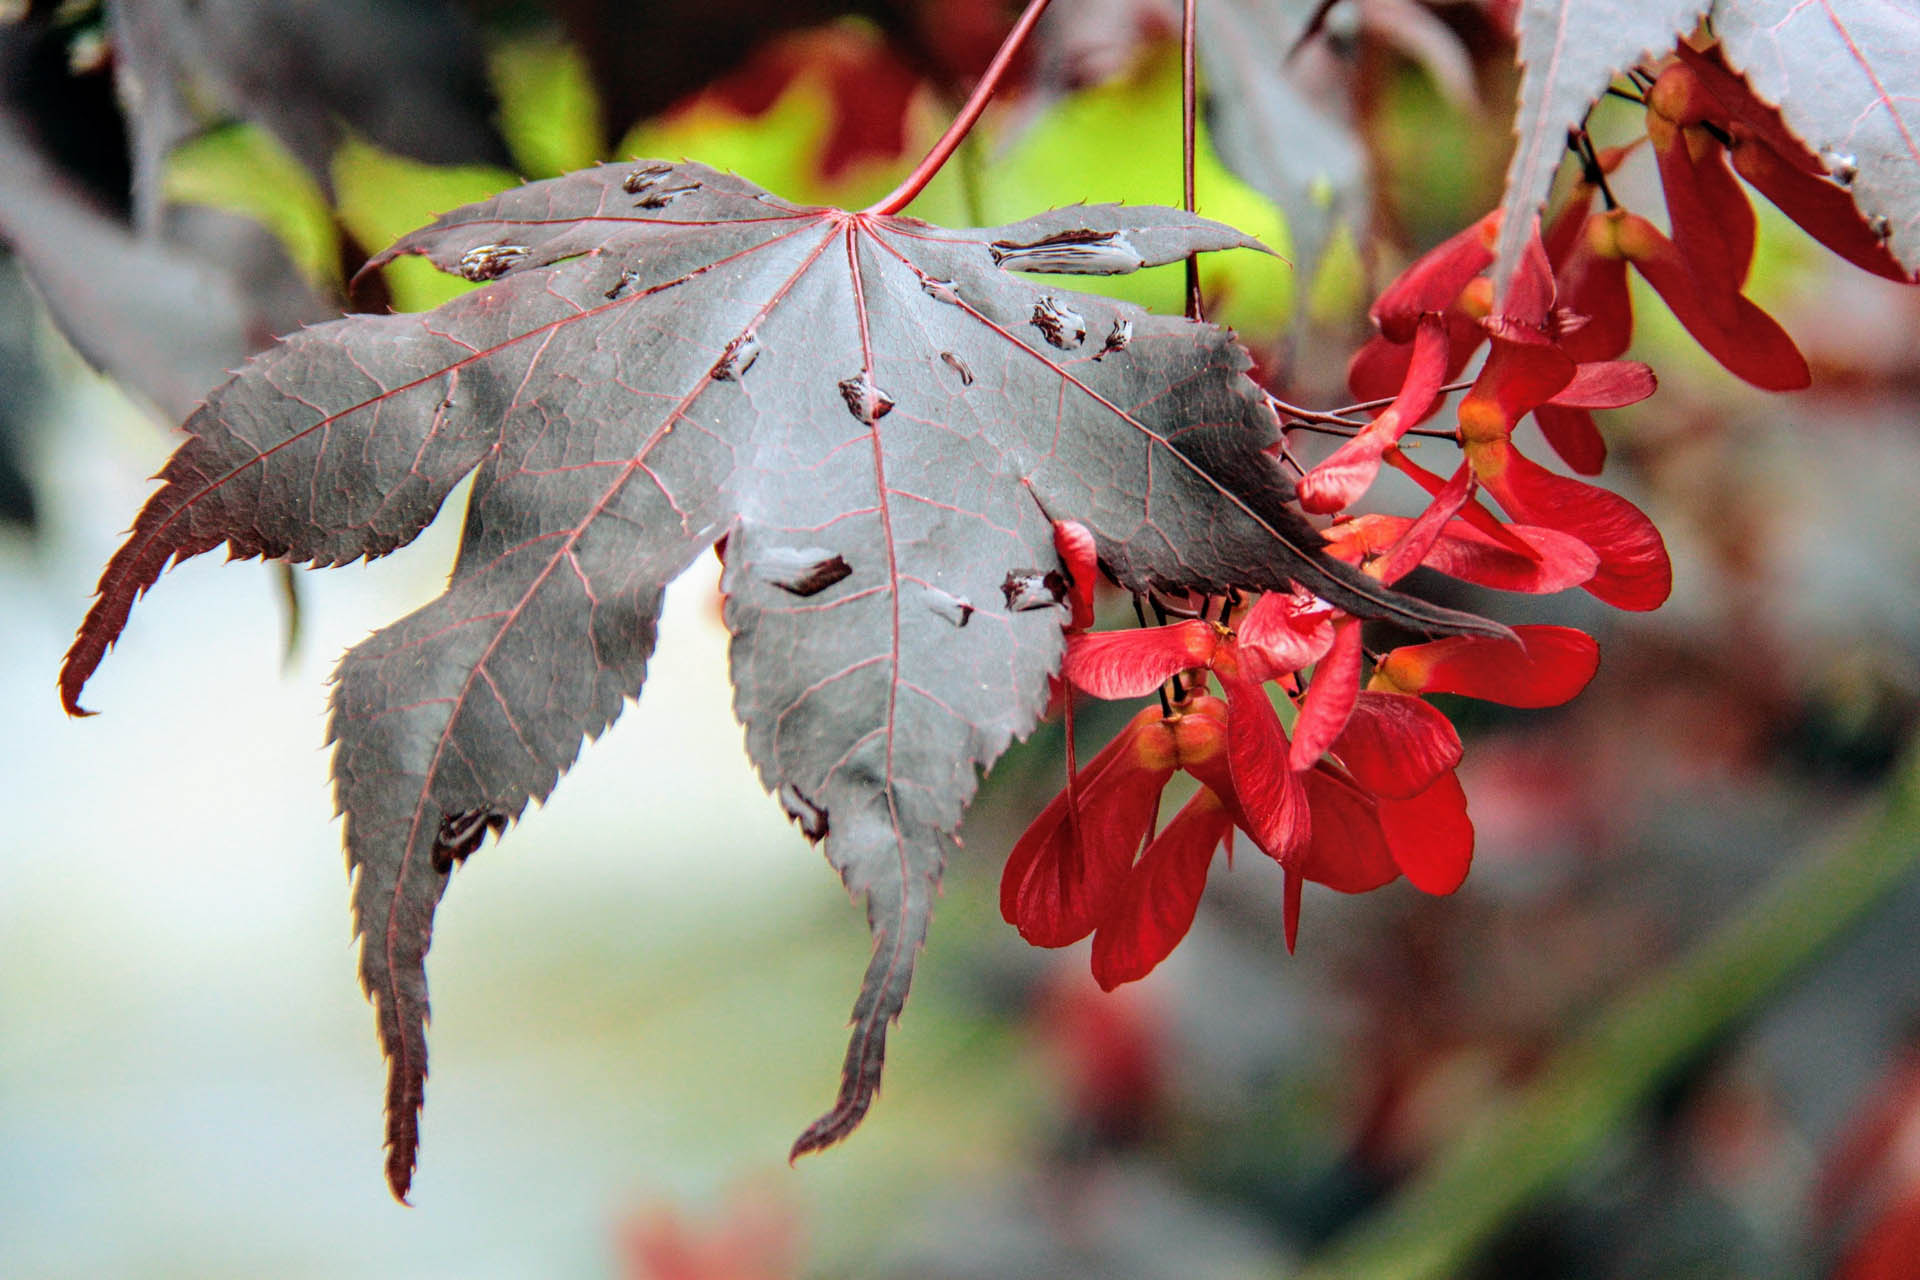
[{"xmin": 863, "ymin": 0, "xmax": 1055, "ymax": 217}]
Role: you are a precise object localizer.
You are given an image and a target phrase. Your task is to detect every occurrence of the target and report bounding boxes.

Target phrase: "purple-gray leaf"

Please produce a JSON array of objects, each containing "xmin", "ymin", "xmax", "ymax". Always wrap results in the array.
[{"xmin": 60, "ymin": 160, "xmax": 1499, "ymax": 1198}]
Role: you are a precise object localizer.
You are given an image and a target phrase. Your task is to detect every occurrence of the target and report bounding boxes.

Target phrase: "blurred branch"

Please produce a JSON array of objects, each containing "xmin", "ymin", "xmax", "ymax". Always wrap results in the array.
[{"xmin": 1298, "ymin": 744, "xmax": 1920, "ymax": 1280}]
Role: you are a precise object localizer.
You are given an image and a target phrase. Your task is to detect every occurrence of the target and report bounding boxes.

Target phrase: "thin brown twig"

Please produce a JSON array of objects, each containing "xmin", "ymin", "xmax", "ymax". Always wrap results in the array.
[
  {"xmin": 1181, "ymin": 0, "xmax": 1204, "ymax": 320},
  {"xmin": 1329, "ymin": 379, "xmax": 1474, "ymax": 416}
]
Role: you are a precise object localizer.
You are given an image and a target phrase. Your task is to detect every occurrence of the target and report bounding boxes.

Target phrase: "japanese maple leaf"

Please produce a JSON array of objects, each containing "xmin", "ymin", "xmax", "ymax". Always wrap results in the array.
[{"xmin": 57, "ymin": 160, "xmax": 1497, "ymax": 1199}]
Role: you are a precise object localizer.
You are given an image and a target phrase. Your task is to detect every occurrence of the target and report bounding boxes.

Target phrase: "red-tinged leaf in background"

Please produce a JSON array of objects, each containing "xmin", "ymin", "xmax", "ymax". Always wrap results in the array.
[
  {"xmin": 1373, "ymin": 625, "xmax": 1601, "ymax": 707},
  {"xmin": 1329, "ymin": 514, "xmax": 1599, "ymax": 595},
  {"xmin": 1334, "ymin": 692, "xmax": 1462, "ymax": 801},
  {"xmin": 58, "ymin": 160, "xmax": 1503, "ymax": 1195},
  {"xmin": 1377, "ymin": 770, "xmax": 1474, "ymax": 894},
  {"xmin": 1003, "ymin": 708, "xmax": 1176, "ymax": 949},
  {"xmin": 1837, "ymin": 1193, "xmax": 1920, "ymax": 1280},
  {"xmin": 1712, "ymin": 1, "xmax": 1920, "ymax": 276},
  {"xmin": 1491, "ymin": 0, "xmax": 1710, "ymax": 294},
  {"xmin": 1471, "ymin": 436, "xmax": 1673, "ymax": 610},
  {"xmin": 545, "ymin": 0, "xmax": 1007, "ymax": 152},
  {"xmin": 691, "ymin": 25, "xmax": 924, "ymax": 181},
  {"xmin": 1090, "ymin": 789, "xmax": 1231, "ymax": 990},
  {"xmin": 1298, "ymin": 767, "xmax": 1401, "ymax": 894},
  {"xmin": 110, "ymin": 0, "xmax": 507, "ymax": 224}
]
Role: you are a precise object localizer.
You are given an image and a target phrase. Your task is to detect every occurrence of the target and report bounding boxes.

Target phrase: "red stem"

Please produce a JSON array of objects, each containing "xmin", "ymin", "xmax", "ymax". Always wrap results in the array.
[{"xmin": 863, "ymin": 0, "xmax": 1055, "ymax": 217}]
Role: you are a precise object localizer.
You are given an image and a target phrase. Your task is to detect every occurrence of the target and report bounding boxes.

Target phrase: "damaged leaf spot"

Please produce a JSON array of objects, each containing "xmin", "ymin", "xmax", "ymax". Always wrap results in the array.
[
  {"xmin": 431, "ymin": 807, "xmax": 508, "ymax": 873},
  {"xmin": 939, "ymin": 351, "xmax": 973, "ymax": 385},
  {"xmin": 635, "ymin": 183, "xmax": 700, "ymax": 210},
  {"xmin": 603, "ymin": 268, "xmax": 639, "ymax": 301},
  {"xmin": 457, "ymin": 243, "xmax": 528, "ymax": 281},
  {"xmin": 778, "ymin": 783, "xmax": 829, "ymax": 841},
  {"xmin": 923, "ymin": 586, "xmax": 974, "ymax": 627},
  {"xmin": 621, "ymin": 163, "xmax": 674, "ymax": 194},
  {"xmin": 1002, "ymin": 568, "xmax": 1070, "ymax": 612},
  {"xmin": 921, "ymin": 276, "xmax": 963, "ymax": 305},
  {"xmin": 837, "ymin": 373, "xmax": 895, "ymax": 424},
  {"xmin": 988, "ymin": 229, "xmax": 1145, "ymax": 275},
  {"xmin": 711, "ymin": 331, "xmax": 761, "ymax": 381},
  {"xmin": 760, "ymin": 548, "xmax": 853, "ymax": 597},
  {"xmin": 1030, "ymin": 296, "xmax": 1087, "ymax": 350},
  {"xmin": 1096, "ymin": 318, "xmax": 1132, "ymax": 359}
]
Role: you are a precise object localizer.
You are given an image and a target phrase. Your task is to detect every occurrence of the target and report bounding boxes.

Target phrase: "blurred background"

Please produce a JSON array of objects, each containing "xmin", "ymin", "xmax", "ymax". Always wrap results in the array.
[{"xmin": 4, "ymin": 2, "xmax": 1920, "ymax": 1276}]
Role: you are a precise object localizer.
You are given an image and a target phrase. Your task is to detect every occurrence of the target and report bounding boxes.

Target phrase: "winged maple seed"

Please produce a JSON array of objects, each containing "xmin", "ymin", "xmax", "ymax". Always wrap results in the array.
[{"xmin": 58, "ymin": 159, "xmax": 1503, "ymax": 1200}]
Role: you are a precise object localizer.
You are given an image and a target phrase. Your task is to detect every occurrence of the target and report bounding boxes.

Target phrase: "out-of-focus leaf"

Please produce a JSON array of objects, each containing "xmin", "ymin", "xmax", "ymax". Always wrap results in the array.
[
  {"xmin": 1491, "ymin": 0, "xmax": 1708, "ymax": 293},
  {"xmin": 0, "ymin": 250, "xmax": 43, "ymax": 528},
  {"xmin": 109, "ymin": 0, "xmax": 509, "ymax": 221},
  {"xmin": 1196, "ymin": 0, "xmax": 1367, "ymax": 304},
  {"xmin": 0, "ymin": 108, "xmax": 329, "ymax": 420},
  {"xmin": 1713, "ymin": 0, "xmax": 1920, "ymax": 275}
]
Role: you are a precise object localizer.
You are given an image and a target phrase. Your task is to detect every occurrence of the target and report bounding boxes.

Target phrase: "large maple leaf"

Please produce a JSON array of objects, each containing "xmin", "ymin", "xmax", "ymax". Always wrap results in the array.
[{"xmin": 58, "ymin": 159, "xmax": 1497, "ymax": 1198}]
